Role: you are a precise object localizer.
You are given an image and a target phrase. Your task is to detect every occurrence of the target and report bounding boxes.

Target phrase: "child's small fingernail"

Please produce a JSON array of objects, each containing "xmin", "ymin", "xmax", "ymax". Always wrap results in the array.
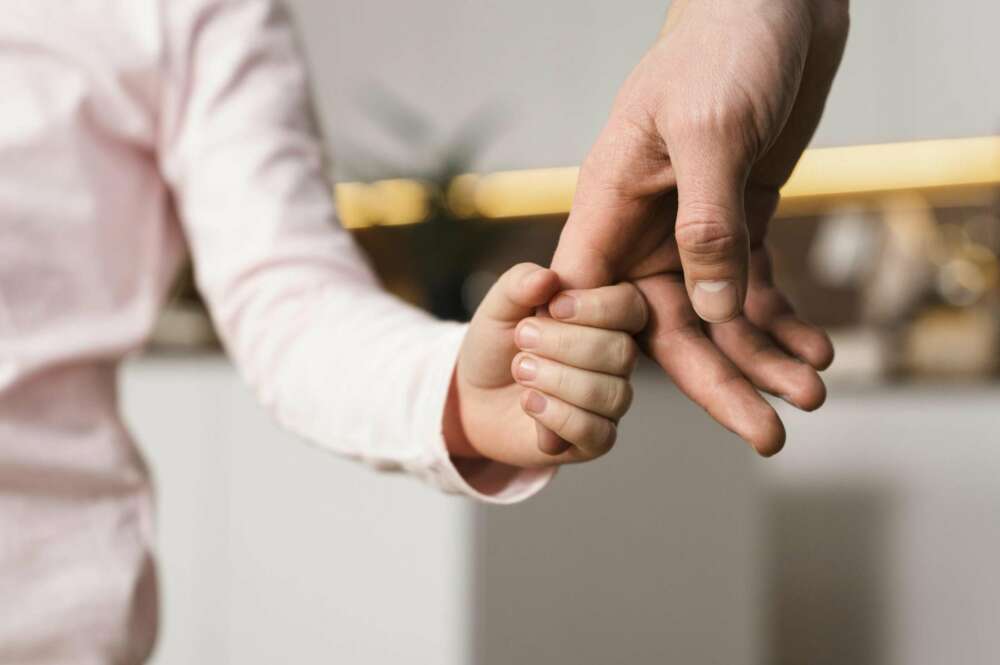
[
  {"xmin": 549, "ymin": 294, "xmax": 577, "ymax": 319},
  {"xmin": 516, "ymin": 323, "xmax": 541, "ymax": 349},
  {"xmin": 524, "ymin": 391, "xmax": 547, "ymax": 414},
  {"xmin": 516, "ymin": 356, "xmax": 538, "ymax": 381}
]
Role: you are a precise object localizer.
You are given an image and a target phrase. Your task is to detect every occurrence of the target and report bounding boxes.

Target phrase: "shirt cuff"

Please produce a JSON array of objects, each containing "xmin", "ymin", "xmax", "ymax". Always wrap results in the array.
[{"xmin": 405, "ymin": 323, "xmax": 556, "ymax": 505}]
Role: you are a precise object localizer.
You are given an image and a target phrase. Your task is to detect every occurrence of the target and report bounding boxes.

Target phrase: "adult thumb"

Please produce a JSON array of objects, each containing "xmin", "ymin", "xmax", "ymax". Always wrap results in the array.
[{"xmin": 672, "ymin": 143, "xmax": 751, "ymax": 323}]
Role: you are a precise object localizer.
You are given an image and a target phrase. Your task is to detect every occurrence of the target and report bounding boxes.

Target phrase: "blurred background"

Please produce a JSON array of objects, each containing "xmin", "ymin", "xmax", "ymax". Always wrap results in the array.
[{"xmin": 135, "ymin": 1, "xmax": 1000, "ymax": 664}]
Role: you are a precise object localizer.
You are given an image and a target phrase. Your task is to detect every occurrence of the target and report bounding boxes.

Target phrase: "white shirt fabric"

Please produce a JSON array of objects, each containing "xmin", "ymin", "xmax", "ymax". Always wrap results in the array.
[{"xmin": 0, "ymin": 1, "xmax": 551, "ymax": 662}]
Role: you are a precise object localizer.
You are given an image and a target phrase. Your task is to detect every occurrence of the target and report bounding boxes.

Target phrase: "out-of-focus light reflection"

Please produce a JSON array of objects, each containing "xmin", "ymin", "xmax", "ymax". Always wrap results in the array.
[
  {"xmin": 335, "ymin": 179, "xmax": 431, "ymax": 229},
  {"xmin": 783, "ymin": 136, "xmax": 1000, "ymax": 200},
  {"xmin": 335, "ymin": 136, "xmax": 1000, "ymax": 228},
  {"xmin": 466, "ymin": 167, "xmax": 580, "ymax": 219}
]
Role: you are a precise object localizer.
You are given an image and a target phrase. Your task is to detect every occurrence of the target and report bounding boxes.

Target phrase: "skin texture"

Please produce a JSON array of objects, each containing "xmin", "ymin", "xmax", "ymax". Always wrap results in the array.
[
  {"xmin": 446, "ymin": 263, "xmax": 647, "ymax": 469},
  {"xmin": 545, "ymin": 0, "xmax": 850, "ymax": 456}
]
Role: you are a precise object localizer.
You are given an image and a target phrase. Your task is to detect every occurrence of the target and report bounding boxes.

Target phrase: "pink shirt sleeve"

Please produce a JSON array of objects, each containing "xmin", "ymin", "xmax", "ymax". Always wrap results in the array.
[{"xmin": 156, "ymin": 0, "xmax": 553, "ymax": 503}]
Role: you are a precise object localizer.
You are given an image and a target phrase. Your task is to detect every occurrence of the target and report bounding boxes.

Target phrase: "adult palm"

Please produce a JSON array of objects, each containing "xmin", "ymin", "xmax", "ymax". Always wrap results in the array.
[{"xmin": 549, "ymin": 0, "xmax": 849, "ymax": 455}]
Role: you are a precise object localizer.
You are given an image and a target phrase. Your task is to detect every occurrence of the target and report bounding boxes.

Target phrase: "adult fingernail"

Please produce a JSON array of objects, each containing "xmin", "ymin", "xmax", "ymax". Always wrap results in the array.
[
  {"xmin": 516, "ymin": 356, "xmax": 538, "ymax": 381},
  {"xmin": 549, "ymin": 294, "xmax": 577, "ymax": 319},
  {"xmin": 692, "ymin": 280, "xmax": 740, "ymax": 323},
  {"xmin": 524, "ymin": 391, "xmax": 547, "ymax": 414},
  {"xmin": 516, "ymin": 323, "xmax": 541, "ymax": 349}
]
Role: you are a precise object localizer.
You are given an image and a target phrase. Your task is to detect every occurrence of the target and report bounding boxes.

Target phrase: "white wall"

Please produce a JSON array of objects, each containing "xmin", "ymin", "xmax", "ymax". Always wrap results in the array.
[
  {"xmin": 471, "ymin": 365, "xmax": 763, "ymax": 665},
  {"xmin": 127, "ymin": 357, "xmax": 766, "ymax": 665},
  {"xmin": 763, "ymin": 386, "xmax": 1000, "ymax": 665},
  {"xmin": 124, "ymin": 358, "xmax": 474, "ymax": 665},
  {"xmin": 128, "ymin": 357, "xmax": 1000, "ymax": 665},
  {"xmin": 287, "ymin": 0, "xmax": 1000, "ymax": 174}
]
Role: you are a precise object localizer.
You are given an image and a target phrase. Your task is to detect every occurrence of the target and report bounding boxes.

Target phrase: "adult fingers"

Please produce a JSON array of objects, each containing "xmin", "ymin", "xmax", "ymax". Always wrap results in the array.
[
  {"xmin": 743, "ymin": 251, "xmax": 835, "ymax": 370},
  {"xmin": 707, "ymin": 317, "xmax": 827, "ymax": 412},
  {"xmin": 636, "ymin": 273, "xmax": 785, "ymax": 456},
  {"xmin": 550, "ymin": 106, "xmax": 676, "ymax": 290}
]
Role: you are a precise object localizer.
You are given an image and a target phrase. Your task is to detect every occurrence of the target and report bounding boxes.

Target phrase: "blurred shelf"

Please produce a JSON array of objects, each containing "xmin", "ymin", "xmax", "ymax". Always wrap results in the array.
[{"xmin": 336, "ymin": 135, "xmax": 1000, "ymax": 228}]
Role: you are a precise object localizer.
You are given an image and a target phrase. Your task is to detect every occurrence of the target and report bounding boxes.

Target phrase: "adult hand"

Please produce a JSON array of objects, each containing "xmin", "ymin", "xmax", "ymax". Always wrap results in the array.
[{"xmin": 549, "ymin": 0, "xmax": 849, "ymax": 455}]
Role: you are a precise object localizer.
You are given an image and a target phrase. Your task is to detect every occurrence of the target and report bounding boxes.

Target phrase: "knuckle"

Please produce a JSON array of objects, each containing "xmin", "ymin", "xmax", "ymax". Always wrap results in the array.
[
  {"xmin": 602, "ymin": 380, "xmax": 621, "ymax": 415},
  {"xmin": 617, "ymin": 334, "xmax": 638, "ymax": 374},
  {"xmin": 607, "ymin": 379, "xmax": 633, "ymax": 418},
  {"xmin": 591, "ymin": 295, "xmax": 610, "ymax": 326},
  {"xmin": 504, "ymin": 262, "xmax": 538, "ymax": 288},
  {"xmin": 580, "ymin": 379, "xmax": 604, "ymax": 409},
  {"xmin": 667, "ymin": 107, "xmax": 749, "ymax": 150},
  {"xmin": 554, "ymin": 363, "xmax": 569, "ymax": 396},
  {"xmin": 552, "ymin": 402, "xmax": 575, "ymax": 438},
  {"xmin": 584, "ymin": 420, "xmax": 616, "ymax": 458},
  {"xmin": 622, "ymin": 382, "xmax": 635, "ymax": 413},
  {"xmin": 575, "ymin": 414, "xmax": 603, "ymax": 447},
  {"xmin": 675, "ymin": 216, "xmax": 744, "ymax": 260},
  {"xmin": 579, "ymin": 117, "xmax": 660, "ymax": 198},
  {"xmin": 628, "ymin": 285, "xmax": 649, "ymax": 329},
  {"xmin": 554, "ymin": 326, "xmax": 573, "ymax": 356}
]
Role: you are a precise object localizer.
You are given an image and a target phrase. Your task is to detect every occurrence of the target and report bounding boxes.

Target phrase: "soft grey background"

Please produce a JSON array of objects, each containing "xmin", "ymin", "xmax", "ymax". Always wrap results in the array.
[
  {"xmin": 286, "ymin": 0, "xmax": 1000, "ymax": 173},
  {"xmin": 139, "ymin": 2, "xmax": 1000, "ymax": 664}
]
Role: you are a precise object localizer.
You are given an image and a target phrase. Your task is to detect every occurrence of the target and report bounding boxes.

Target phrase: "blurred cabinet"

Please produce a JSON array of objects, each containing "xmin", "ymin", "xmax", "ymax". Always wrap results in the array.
[
  {"xmin": 764, "ymin": 387, "xmax": 1000, "ymax": 665},
  {"xmin": 123, "ymin": 357, "xmax": 474, "ymax": 665},
  {"xmin": 122, "ymin": 357, "xmax": 1000, "ymax": 665},
  {"xmin": 122, "ymin": 357, "xmax": 761, "ymax": 664}
]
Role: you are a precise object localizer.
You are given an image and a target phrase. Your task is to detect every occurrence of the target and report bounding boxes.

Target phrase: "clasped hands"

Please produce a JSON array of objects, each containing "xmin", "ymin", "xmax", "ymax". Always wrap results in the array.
[{"xmin": 446, "ymin": 0, "xmax": 850, "ymax": 469}]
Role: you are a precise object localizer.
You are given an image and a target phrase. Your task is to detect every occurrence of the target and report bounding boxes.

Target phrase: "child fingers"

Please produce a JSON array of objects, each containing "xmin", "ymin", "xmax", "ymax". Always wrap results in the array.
[
  {"xmin": 514, "ymin": 317, "xmax": 638, "ymax": 377},
  {"xmin": 512, "ymin": 353, "xmax": 632, "ymax": 420},
  {"xmin": 520, "ymin": 390, "xmax": 617, "ymax": 459},
  {"xmin": 549, "ymin": 282, "xmax": 649, "ymax": 333},
  {"xmin": 475, "ymin": 263, "xmax": 561, "ymax": 326},
  {"xmin": 535, "ymin": 421, "xmax": 572, "ymax": 456}
]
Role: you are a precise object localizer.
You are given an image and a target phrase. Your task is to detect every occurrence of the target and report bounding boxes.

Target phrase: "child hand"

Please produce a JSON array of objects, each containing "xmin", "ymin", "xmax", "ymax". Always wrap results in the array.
[{"xmin": 447, "ymin": 263, "xmax": 647, "ymax": 468}]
